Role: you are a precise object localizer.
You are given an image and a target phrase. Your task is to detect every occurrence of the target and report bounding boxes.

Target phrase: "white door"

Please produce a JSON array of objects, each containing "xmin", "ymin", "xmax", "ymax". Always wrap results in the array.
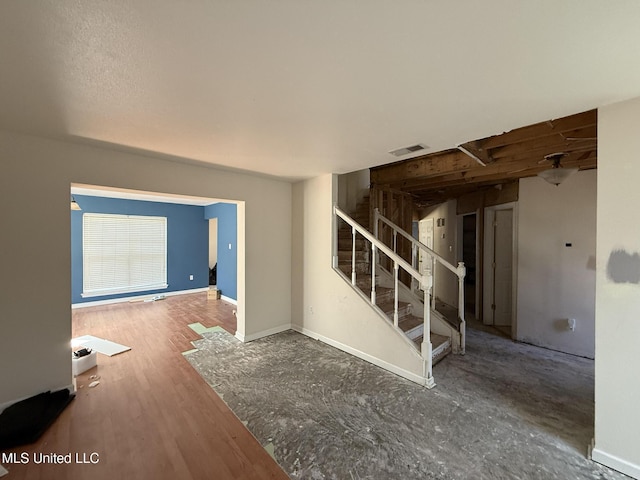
[
  {"xmin": 492, "ymin": 209, "xmax": 513, "ymax": 326},
  {"xmin": 418, "ymin": 218, "xmax": 434, "ymax": 277}
]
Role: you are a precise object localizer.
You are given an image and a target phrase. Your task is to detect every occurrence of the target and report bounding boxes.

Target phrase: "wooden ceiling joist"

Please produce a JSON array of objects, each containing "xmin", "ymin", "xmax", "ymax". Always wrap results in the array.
[{"xmin": 370, "ymin": 109, "xmax": 597, "ymax": 204}]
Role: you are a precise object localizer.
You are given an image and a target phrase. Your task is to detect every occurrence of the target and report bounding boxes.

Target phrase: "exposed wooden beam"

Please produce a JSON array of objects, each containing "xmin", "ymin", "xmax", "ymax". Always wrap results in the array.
[
  {"xmin": 479, "ymin": 109, "xmax": 597, "ymax": 150},
  {"xmin": 458, "ymin": 139, "xmax": 494, "ymax": 165},
  {"xmin": 370, "ymin": 149, "xmax": 476, "ymax": 184},
  {"xmin": 489, "ymin": 126, "xmax": 596, "ymax": 160},
  {"xmin": 398, "ymin": 151, "xmax": 597, "ymax": 195}
]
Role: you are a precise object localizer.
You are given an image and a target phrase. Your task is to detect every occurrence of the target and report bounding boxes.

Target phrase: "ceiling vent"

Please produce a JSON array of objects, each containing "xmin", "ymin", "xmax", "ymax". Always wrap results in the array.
[{"xmin": 389, "ymin": 143, "xmax": 428, "ymax": 157}]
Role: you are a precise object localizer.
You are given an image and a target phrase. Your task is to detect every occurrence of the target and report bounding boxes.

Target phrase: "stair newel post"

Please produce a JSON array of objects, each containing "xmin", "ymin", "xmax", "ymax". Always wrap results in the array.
[
  {"xmin": 431, "ymin": 255, "xmax": 437, "ymax": 310},
  {"xmin": 351, "ymin": 226, "xmax": 357, "ymax": 286},
  {"xmin": 393, "ymin": 261, "xmax": 399, "ymax": 327},
  {"xmin": 371, "ymin": 243, "xmax": 377, "ymax": 304},
  {"xmin": 332, "ymin": 204, "xmax": 338, "ymax": 269},
  {"xmin": 457, "ymin": 261, "xmax": 466, "ymax": 354},
  {"xmin": 422, "ymin": 272, "xmax": 435, "ymax": 388}
]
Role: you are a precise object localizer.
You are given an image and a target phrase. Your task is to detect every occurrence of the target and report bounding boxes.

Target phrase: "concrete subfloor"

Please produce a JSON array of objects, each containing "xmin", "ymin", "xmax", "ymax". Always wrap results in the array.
[{"xmin": 185, "ymin": 328, "xmax": 627, "ymax": 480}]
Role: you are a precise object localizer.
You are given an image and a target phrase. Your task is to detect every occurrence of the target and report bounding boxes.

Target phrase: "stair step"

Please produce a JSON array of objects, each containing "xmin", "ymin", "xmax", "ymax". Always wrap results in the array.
[
  {"xmin": 338, "ymin": 237, "xmax": 367, "ymax": 250},
  {"xmin": 338, "ymin": 271, "xmax": 394, "ymax": 303},
  {"xmin": 377, "ymin": 300, "xmax": 412, "ymax": 320},
  {"xmin": 434, "ymin": 300, "xmax": 463, "ymax": 330},
  {"xmin": 337, "ymin": 260, "xmax": 370, "ymax": 275},
  {"xmin": 397, "ymin": 314, "xmax": 422, "ymax": 333},
  {"xmin": 337, "ymin": 250, "xmax": 369, "ymax": 263},
  {"xmin": 413, "ymin": 333, "xmax": 452, "ymax": 365}
]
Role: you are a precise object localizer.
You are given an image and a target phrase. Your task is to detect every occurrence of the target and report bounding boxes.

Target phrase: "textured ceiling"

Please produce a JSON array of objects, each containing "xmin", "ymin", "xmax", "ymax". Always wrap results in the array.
[{"xmin": 2, "ymin": 1, "xmax": 640, "ymax": 180}]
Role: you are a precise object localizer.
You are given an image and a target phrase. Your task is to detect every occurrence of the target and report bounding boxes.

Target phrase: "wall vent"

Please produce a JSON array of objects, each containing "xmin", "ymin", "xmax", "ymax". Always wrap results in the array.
[{"xmin": 389, "ymin": 143, "xmax": 428, "ymax": 157}]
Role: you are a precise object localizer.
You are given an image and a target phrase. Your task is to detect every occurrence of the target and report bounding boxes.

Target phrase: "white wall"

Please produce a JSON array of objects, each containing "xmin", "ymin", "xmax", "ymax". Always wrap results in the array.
[
  {"xmin": 337, "ymin": 168, "xmax": 369, "ymax": 214},
  {"xmin": 0, "ymin": 130, "xmax": 291, "ymax": 407},
  {"xmin": 419, "ymin": 200, "xmax": 458, "ymax": 307},
  {"xmin": 516, "ymin": 171, "xmax": 597, "ymax": 358},
  {"xmin": 291, "ymin": 174, "xmax": 425, "ymax": 381},
  {"xmin": 592, "ymin": 97, "xmax": 640, "ymax": 478}
]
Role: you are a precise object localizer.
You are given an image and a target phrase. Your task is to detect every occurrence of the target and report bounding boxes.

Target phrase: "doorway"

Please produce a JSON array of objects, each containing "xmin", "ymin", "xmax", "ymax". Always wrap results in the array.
[
  {"xmin": 483, "ymin": 204, "xmax": 517, "ymax": 338},
  {"xmin": 461, "ymin": 213, "xmax": 477, "ymax": 317},
  {"xmin": 209, "ymin": 218, "xmax": 218, "ymax": 286}
]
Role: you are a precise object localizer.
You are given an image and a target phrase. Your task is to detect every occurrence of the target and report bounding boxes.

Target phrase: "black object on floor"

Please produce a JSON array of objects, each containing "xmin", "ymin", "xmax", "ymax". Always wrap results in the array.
[{"xmin": 0, "ymin": 389, "xmax": 75, "ymax": 450}]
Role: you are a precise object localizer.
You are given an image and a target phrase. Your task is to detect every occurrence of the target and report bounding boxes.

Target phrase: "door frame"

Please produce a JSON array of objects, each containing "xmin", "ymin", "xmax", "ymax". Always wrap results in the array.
[{"xmin": 483, "ymin": 202, "xmax": 518, "ymax": 338}]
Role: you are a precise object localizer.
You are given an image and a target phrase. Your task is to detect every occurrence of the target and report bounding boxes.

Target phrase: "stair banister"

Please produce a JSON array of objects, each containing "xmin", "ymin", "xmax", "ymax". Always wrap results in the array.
[
  {"xmin": 371, "ymin": 243, "xmax": 377, "ymax": 304},
  {"xmin": 351, "ymin": 226, "xmax": 357, "ymax": 285},
  {"xmin": 457, "ymin": 262, "xmax": 466, "ymax": 352},
  {"xmin": 373, "ymin": 207, "xmax": 466, "ymax": 355},
  {"xmin": 334, "ymin": 205, "xmax": 436, "ymax": 387},
  {"xmin": 374, "ymin": 208, "xmax": 460, "ymax": 276},
  {"xmin": 335, "ymin": 206, "xmax": 422, "ymax": 283}
]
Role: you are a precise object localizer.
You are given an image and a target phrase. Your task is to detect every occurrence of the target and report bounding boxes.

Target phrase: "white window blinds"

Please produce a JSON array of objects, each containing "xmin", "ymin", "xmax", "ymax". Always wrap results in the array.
[{"xmin": 82, "ymin": 213, "xmax": 168, "ymax": 297}]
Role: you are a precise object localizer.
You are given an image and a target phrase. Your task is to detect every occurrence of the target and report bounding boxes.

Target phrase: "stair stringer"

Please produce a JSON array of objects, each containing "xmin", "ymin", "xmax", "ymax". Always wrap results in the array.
[
  {"xmin": 375, "ymin": 265, "xmax": 462, "ymax": 353},
  {"xmin": 331, "ymin": 265, "xmax": 431, "ymax": 386}
]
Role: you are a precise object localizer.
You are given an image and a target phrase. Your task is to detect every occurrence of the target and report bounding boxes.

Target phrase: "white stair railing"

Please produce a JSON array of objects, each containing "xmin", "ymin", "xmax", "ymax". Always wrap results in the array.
[
  {"xmin": 373, "ymin": 208, "xmax": 466, "ymax": 353},
  {"xmin": 333, "ymin": 205, "xmax": 436, "ymax": 388}
]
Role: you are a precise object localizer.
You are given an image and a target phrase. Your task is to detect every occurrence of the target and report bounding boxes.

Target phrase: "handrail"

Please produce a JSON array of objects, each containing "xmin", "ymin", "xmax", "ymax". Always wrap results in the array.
[
  {"xmin": 333, "ymin": 204, "xmax": 435, "ymax": 387},
  {"xmin": 372, "ymin": 207, "xmax": 466, "ymax": 354},
  {"xmin": 335, "ymin": 206, "xmax": 424, "ymax": 286},
  {"xmin": 374, "ymin": 208, "xmax": 462, "ymax": 278}
]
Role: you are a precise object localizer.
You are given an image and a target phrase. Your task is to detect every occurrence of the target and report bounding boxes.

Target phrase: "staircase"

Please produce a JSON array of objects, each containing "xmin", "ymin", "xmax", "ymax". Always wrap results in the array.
[{"xmin": 334, "ymin": 195, "xmax": 466, "ymax": 386}]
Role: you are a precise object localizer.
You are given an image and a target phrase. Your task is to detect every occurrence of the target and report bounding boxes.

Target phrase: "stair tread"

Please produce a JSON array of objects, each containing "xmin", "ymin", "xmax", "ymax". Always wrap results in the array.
[
  {"xmin": 377, "ymin": 300, "xmax": 411, "ymax": 314},
  {"xmin": 434, "ymin": 300, "xmax": 463, "ymax": 329},
  {"xmin": 397, "ymin": 314, "xmax": 422, "ymax": 332}
]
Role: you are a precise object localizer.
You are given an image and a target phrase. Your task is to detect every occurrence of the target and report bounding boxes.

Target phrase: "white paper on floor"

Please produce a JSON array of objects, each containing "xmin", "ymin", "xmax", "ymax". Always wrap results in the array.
[{"xmin": 72, "ymin": 335, "xmax": 131, "ymax": 356}]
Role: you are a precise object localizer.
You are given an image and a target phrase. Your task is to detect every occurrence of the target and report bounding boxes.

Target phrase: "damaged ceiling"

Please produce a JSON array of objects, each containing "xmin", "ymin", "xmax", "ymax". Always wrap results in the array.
[{"xmin": 370, "ymin": 109, "xmax": 597, "ymax": 207}]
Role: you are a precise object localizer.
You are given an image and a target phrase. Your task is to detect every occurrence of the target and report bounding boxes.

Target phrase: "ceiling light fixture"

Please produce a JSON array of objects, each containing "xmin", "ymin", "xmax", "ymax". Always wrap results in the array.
[
  {"xmin": 70, "ymin": 196, "xmax": 82, "ymax": 211},
  {"xmin": 537, "ymin": 153, "xmax": 578, "ymax": 186}
]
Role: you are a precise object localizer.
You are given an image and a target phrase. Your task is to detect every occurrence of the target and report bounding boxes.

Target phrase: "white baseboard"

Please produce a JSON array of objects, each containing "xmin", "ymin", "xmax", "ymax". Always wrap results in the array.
[
  {"xmin": 0, "ymin": 384, "xmax": 75, "ymax": 414},
  {"xmin": 591, "ymin": 445, "xmax": 640, "ymax": 479},
  {"xmin": 236, "ymin": 323, "xmax": 291, "ymax": 343},
  {"xmin": 291, "ymin": 324, "xmax": 426, "ymax": 386},
  {"xmin": 72, "ymin": 287, "xmax": 209, "ymax": 309},
  {"xmin": 221, "ymin": 295, "xmax": 238, "ymax": 305}
]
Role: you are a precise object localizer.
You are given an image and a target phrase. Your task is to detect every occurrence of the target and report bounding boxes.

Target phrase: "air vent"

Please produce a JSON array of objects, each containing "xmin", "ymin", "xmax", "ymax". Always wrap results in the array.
[{"xmin": 389, "ymin": 143, "xmax": 428, "ymax": 157}]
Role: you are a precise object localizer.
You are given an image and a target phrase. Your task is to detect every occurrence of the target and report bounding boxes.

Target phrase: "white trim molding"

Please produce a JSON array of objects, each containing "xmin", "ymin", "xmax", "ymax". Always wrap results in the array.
[
  {"xmin": 72, "ymin": 287, "xmax": 209, "ymax": 309},
  {"xmin": 221, "ymin": 295, "xmax": 238, "ymax": 305},
  {"xmin": 291, "ymin": 325, "xmax": 426, "ymax": 386},
  {"xmin": 591, "ymin": 445, "xmax": 640, "ymax": 479},
  {"xmin": 235, "ymin": 323, "xmax": 291, "ymax": 343}
]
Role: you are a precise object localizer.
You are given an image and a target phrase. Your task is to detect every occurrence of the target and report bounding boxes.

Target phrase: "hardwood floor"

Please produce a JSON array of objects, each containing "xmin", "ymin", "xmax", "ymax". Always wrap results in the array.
[{"xmin": 2, "ymin": 293, "xmax": 288, "ymax": 480}]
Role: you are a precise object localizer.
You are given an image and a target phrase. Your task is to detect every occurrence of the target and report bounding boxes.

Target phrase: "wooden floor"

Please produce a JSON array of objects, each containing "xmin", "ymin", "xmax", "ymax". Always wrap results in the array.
[{"xmin": 2, "ymin": 293, "xmax": 289, "ymax": 480}]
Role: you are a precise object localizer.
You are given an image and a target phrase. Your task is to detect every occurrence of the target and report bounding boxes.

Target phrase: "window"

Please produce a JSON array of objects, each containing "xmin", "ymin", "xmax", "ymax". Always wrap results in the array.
[{"xmin": 82, "ymin": 213, "xmax": 167, "ymax": 297}]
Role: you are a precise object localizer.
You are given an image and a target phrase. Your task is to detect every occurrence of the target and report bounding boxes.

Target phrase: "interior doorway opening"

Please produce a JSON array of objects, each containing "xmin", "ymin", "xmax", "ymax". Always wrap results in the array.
[
  {"xmin": 482, "ymin": 203, "xmax": 517, "ymax": 339},
  {"xmin": 209, "ymin": 218, "xmax": 218, "ymax": 287},
  {"xmin": 461, "ymin": 213, "xmax": 477, "ymax": 316}
]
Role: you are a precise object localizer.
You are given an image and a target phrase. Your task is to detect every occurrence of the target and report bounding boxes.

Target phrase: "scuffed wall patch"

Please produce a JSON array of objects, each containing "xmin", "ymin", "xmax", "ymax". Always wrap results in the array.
[{"xmin": 607, "ymin": 249, "xmax": 640, "ymax": 284}]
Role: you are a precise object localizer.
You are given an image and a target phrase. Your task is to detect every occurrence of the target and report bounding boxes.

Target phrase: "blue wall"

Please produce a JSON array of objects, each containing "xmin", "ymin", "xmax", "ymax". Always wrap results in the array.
[
  {"xmin": 204, "ymin": 203, "xmax": 237, "ymax": 301},
  {"xmin": 71, "ymin": 195, "xmax": 209, "ymax": 304}
]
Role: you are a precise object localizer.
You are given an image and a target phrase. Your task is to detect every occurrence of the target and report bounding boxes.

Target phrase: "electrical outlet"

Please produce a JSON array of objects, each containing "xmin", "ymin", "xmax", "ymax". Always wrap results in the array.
[{"xmin": 189, "ymin": 274, "xmax": 194, "ymax": 281}]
